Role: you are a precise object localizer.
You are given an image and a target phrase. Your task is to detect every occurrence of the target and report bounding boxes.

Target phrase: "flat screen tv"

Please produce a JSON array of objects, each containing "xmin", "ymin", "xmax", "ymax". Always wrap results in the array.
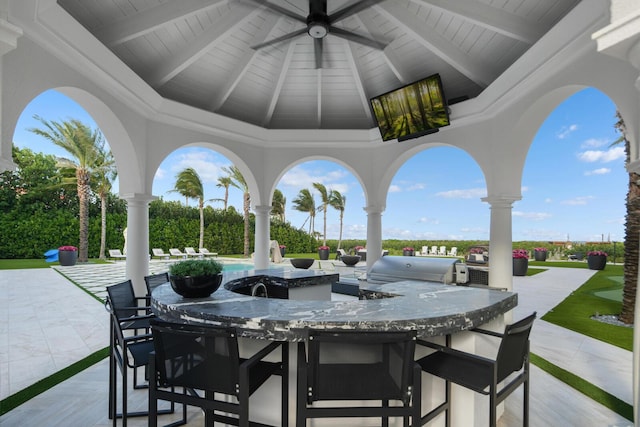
[{"xmin": 370, "ymin": 74, "xmax": 450, "ymax": 142}]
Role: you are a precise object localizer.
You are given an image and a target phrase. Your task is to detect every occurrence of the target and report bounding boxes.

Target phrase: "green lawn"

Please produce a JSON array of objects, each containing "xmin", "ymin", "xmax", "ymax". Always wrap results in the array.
[{"xmin": 0, "ymin": 258, "xmax": 110, "ymax": 269}]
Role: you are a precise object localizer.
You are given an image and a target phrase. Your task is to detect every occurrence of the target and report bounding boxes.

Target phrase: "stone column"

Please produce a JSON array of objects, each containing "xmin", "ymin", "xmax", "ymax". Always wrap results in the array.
[
  {"xmin": 253, "ymin": 205, "xmax": 271, "ymax": 270},
  {"xmin": 0, "ymin": 18, "xmax": 22, "ymax": 173},
  {"xmin": 482, "ymin": 196, "xmax": 520, "ymax": 293},
  {"xmin": 364, "ymin": 205, "xmax": 384, "ymax": 273},
  {"xmin": 121, "ymin": 193, "xmax": 154, "ymax": 297}
]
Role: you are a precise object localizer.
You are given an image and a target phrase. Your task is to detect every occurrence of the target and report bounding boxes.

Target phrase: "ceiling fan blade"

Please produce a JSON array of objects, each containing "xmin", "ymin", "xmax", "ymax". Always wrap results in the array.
[
  {"xmin": 328, "ymin": 26, "xmax": 386, "ymax": 49},
  {"xmin": 314, "ymin": 38, "xmax": 323, "ymax": 69},
  {"xmin": 245, "ymin": 0, "xmax": 306, "ymax": 23},
  {"xmin": 251, "ymin": 28, "xmax": 307, "ymax": 50},
  {"xmin": 328, "ymin": 0, "xmax": 386, "ymax": 24}
]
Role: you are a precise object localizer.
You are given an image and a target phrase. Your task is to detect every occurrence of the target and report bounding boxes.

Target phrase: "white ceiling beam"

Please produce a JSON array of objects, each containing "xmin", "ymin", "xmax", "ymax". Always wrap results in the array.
[
  {"xmin": 94, "ymin": 0, "xmax": 225, "ymax": 46},
  {"xmin": 208, "ymin": 11, "xmax": 283, "ymax": 111},
  {"xmin": 262, "ymin": 40, "xmax": 297, "ymax": 127},
  {"xmin": 415, "ymin": 0, "xmax": 544, "ymax": 44},
  {"xmin": 147, "ymin": 2, "xmax": 256, "ymax": 87},
  {"xmin": 337, "ymin": 17, "xmax": 379, "ymax": 120},
  {"xmin": 374, "ymin": 2, "xmax": 498, "ymax": 87}
]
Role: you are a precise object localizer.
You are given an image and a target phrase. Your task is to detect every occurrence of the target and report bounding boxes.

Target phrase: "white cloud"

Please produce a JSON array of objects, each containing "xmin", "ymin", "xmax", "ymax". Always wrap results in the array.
[
  {"xmin": 417, "ymin": 217, "xmax": 439, "ymax": 224},
  {"xmin": 544, "ymin": 198, "xmax": 552, "ymax": 203},
  {"xmin": 584, "ymin": 168, "xmax": 611, "ymax": 176},
  {"xmin": 561, "ymin": 196, "xmax": 594, "ymax": 205},
  {"xmin": 556, "ymin": 124, "xmax": 578, "ymax": 139},
  {"xmin": 577, "ymin": 146, "xmax": 624, "ymax": 163},
  {"xmin": 580, "ymin": 138, "xmax": 609, "ymax": 149},
  {"xmin": 512, "ymin": 211, "xmax": 552, "ymax": 221},
  {"xmin": 172, "ymin": 151, "xmax": 227, "ymax": 183},
  {"xmin": 436, "ymin": 188, "xmax": 487, "ymax": 199},
  {"xmin": 388, "ymin": 185, "xmax": 402, "ymax": 193},
  {"xmin": 154, "ymin": 167, "xmax": 166, "ymax": 180},
  {"xmin": 388, "ymin": 181, "xmax": 426, "ymax": 193}
]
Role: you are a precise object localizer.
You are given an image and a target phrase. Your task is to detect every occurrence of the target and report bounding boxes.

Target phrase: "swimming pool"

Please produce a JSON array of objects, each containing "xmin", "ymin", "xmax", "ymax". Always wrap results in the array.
[{"xmin": 221, "ymin": 263, "xmax": 254, "ymax": 272}]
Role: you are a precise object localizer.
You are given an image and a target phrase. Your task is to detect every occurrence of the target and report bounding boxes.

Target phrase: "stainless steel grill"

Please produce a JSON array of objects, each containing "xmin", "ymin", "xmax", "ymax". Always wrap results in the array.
[{"xmin": 367, "ymin": 256, "xmax": 469, "ymax": 285}]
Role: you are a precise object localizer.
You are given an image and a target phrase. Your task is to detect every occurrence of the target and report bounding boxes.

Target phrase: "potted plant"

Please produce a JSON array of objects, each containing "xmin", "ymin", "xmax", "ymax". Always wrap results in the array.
[
  {"xmin": 512, "ymin": 249, "xmax": 528, "ymax": 276},
  {"xmin": 58, "ymin": 245, "xmax": 78, "ymax": 266},
  {"xmin": 533, "ymin": 247, "xmax": 548, "ymax": 261},
  {"xmin": 318, "ymin": 245, "xmax": 330, "ymax": 260},
  {"xmin": 403, "ymin": 247, "xmax": 415, "ymax": 256},
  {"xmin": 587, "ymin": 251, "xmax": 607, "ymax": 270},
  {"xmin": 168, "ymin": 259, "xmax": 224, "ymax": 298}
]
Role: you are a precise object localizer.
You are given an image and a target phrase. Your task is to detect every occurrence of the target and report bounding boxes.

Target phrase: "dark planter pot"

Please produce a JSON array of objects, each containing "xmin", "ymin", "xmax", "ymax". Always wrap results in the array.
[
  {"xmin": 587, "ymin": 255, "xmax": 607, "ymax": 270},
  {"xmin": 58, "ymin": 250, "xmax": 78, "ymax": 266},
  {"xmin": 403, "ymin": 250, "xmax": 415, "ymax": 256},
  {"xmin": 534, "ymin": 250, "xmax": 547, "ymax": 261},
  {"xmin": 513, "ymin": 258, "xmax": 528, "ymax": 276},
  {"xmin": 290, "ymin": 258, "xmax": 314, "ymax": 269},
  {"xmin": 169, "ymin": 274, "xmax": 223, "ymax": 298},
  {"xmin": 280, "ymin": 247, "xmax": 285, "ymax": 257},
  {"xmin": 341, "ymin": 255, "xmax": 361, "ymax": 266},
  {"xmin": 318, "ymin": 249, "xmax": 330, "ymax": 260}
]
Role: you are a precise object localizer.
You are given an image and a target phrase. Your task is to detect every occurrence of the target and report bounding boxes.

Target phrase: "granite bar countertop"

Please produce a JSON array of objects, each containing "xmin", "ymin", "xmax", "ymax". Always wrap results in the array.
[{"xmin": 151, "ymin": 268, "xmax": 517, "ymax": 341}]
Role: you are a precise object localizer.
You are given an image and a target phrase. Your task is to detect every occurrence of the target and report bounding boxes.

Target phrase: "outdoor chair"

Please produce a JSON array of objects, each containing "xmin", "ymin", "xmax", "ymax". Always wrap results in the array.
[
  {"xmin": 335, "ymin": 248, "xmax": 347, "ymax": 260},
  {"xmin": 297, "ymin": 329, "xmax": 421, "ymax": 426},
  {"xmin": 105, "ymin": 281, "xmax": 174, "ymax": 426},
  {"xmin": 198, "ymin": 247, "xmax": 218, "ymax": 258},
  {"xmin": 447, "ymin": 247, "xmax": 458, "ymax": 257},
  {"xmin": 416, "ymin": 312, "xmax": 536, "ymax": 427},
  {"xmin": 421, "ymin": 246, "xmax": 429, "ymax": 256},
  {"xmin": 429, "ymin": 246, "xmax": 438, "ymax": 255},
  {"xmin": 184, "ymin": 247, "xmax": 200, "ymax": 258},
  {"xmin": 151, "ymin": 248, "xmax": 170, "ymax": 260},
  {"xmin": 149, "ymin": 319, "xmax": 288, "ymax": 427},
  {"xmin": 169, "ymin": 248, "xmax": 187, "ymax": 259},
  {"xmin": 144, "ymin": 272, "xmax": 169, "ymax": 303},
  {"xmin": 108, "ymin": 249, "xmax": 127, "ymax": 261},
  {"xmin": 438, "ymin": 246, "xmax": 446, "ymax": 256}
]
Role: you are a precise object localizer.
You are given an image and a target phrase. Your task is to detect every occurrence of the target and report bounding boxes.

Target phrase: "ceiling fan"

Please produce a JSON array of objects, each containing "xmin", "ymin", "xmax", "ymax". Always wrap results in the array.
[{"xmin": 250, "ymin": 0, "xmax": 386, "ymax": 69}]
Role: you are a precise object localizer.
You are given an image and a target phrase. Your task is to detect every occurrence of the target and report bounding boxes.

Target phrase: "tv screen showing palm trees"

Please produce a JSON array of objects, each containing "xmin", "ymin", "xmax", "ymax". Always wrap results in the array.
[{"xmin": 370, "ymin": 74, "xmax": 450, "ymax": 141}]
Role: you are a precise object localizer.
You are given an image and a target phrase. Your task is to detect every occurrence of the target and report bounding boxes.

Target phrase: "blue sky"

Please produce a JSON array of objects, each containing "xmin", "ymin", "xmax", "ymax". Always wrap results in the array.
[{"xmin": 13, "ymin": 88, "xmax": 626, "ymax": 243}]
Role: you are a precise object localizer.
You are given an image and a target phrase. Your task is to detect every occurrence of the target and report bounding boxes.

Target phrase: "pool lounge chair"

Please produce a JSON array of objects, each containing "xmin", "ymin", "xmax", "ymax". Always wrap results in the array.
[
  {"xmin": 169, "ymin": 248, "xmax": 187, "ymax": 259},
  {"xmin": 151, "ymin": 248, "xmax": 170, "ymax": 260},
  {"xmin": 108, "ymin": 249, "xmax": 126, "ymax": 261},
  {"xmin": 184, "ymin": 247, "xmax": 201, "ymax": 258},
  {"xmin": 198, "ymin": 248, "xmax": 218, "ymax": 258}
]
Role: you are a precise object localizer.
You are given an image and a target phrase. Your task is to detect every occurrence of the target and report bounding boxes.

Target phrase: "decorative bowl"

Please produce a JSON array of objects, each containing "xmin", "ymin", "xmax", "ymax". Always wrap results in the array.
[
  {"xmin": 169, "ymin": 274, "xmax": 223, "ymax": 298},
  {"xmin": 341, "ymin": 255, "xmax": 361, "ymax": 266},
  {"xmin": 290, "ymin": 258, "xmax": 315, "ymax": 269}
]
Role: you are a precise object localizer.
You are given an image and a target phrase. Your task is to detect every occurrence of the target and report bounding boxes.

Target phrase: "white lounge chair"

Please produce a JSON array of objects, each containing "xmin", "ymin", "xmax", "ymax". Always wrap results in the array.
[
  {"xmin": 151, "ymin": 248, "xmax": 170, "ymax": 260},
  {"xmin": 184, "ymin": 247, "xmax": 201, "ymax": 258},
  {"xmin": 421, "ymin": 246, "xmax": 429, "ymax": 256},
  {"xmin": 169, "ymin": 248, "xmax": 187, "ymax": 259},
  {"xmin": 108, "ymin": 249, "xmax": 126, "ymax": 261},
  {"xmin": 430, "ymin": 246, "xmax": 438, "ymax": 255},
  {"xmin": 198, "ymin": 248, "xmax": 218, "ymax": 258},
  {"xmin": 447, "ymin": 247, "xmax": 458, "ymax": 257},
  {"xmin": 438, "ymin": 246, "xmax": 446, "ymax": 256}
]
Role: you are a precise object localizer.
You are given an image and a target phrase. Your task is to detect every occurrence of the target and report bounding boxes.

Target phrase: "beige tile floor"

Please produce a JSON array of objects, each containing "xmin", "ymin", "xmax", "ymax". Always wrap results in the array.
[{"xmin": 0, "ymin": 262, "xmax": 634, "ymax": 426}]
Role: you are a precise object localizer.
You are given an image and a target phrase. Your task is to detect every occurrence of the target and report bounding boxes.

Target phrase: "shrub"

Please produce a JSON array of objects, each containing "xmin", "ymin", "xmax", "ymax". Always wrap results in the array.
[{"xmin": 169, "ymin": 259, "xmax": 223, "ymax": 277}]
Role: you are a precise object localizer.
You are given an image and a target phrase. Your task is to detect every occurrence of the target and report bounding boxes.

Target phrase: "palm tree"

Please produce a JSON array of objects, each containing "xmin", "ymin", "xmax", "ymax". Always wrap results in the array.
[
  {"xmin": 172, "ymin": 168, "xmax": 205, "ymax": 249},
  {"xmin": 292, "ymin": 189, "xmax": 315, "ymax": 235},
  {"xmin": 92, "ymin": 143, "xmax": 117, "ymax": 259},
  {"xmin": 329, "ymin": 190, "xmax": 346, "ymax": 250},
  {"xmin": 29, "ymin": 116, "xmax": 103, "ymax": 262},
  {"xmin": 216, "ymin": 176, "xmax": 233, "ymax": 210},
  {"xmin": 313, "ymin": 183, "xmax": 330, "ymax": 246},
  {"xmin": 613, "ymin": 111, "xmax": 637, "ymax": 324},
  {"xmin": 271, "ymin": 189, "xmax": 286, "ymax": 222},
  {"xmin": 223, "ymin": 165, "xmax": 251, "ymax": 257}
]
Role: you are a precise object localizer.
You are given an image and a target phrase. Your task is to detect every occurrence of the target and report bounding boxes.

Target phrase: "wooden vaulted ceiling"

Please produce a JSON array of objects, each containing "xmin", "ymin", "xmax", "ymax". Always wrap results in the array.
[{"xmin": 57, "ymin": 0, "xmax": 580, "ymax": 130}]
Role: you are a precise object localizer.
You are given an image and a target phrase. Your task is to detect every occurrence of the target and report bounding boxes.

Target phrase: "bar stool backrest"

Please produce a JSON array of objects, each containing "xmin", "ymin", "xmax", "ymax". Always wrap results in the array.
[
  {"xmin": 144, "ymin": 272, "xmax": 169, "ymax": 296},
  {"xmin": 150, "ymin": 320, "xmax": 240, "ymax": 396},
  {"xmin": 106, "ymin": 280, "xmax": 140, "ymax": 320},
  {"xmin": 495, "ymin": 312, "xmax": 536, "ymax": 383}
]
